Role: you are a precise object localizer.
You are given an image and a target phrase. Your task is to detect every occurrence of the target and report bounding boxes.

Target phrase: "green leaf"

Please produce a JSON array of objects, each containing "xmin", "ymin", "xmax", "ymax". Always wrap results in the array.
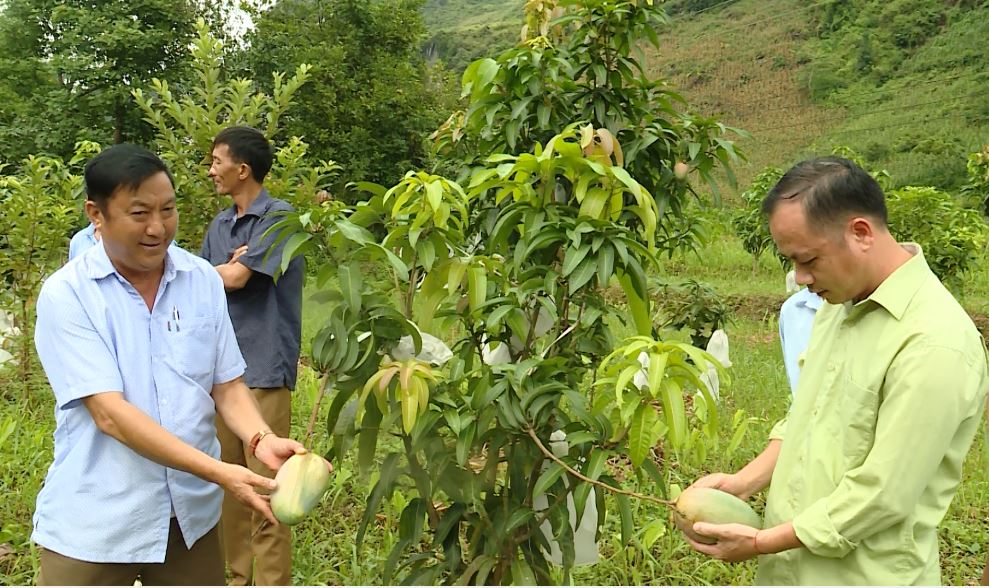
[
  {"xmin": 568, "ymin": 259, "xmax": 598, "ymax": 294},
  {"xmin": 425, "ymin": 180, "xmax": 443, "ymax": 214},
  {"xmin": 505, "ymin": 506, "xmax": 534, "ymax": 534},
  {"xmin": 616, "ymin": 492, "xmax": 634, "ymax": 545},
  {"xmin": 467, "ymin": 266, "xmax": 487, "ymax": 313},
  {"xmin": 660, "ymin": 379, "xmax": 688, "ymax": 450},
  {"xmin": 434, "ymin": 503, "xmax": 466, "ymax": 547},
  {"xmin": 646, "ymin": 352, "xmax": 669, "ymax": 397},
  {"xmin": 456, "ymin": 421, "xmax": 476, "ymax": 466},
  {"xmin": 533, "ymin": 462, "xmax": 566, "ymax": 497},
  {"xmin": 596, "ymin": 244, "xmax": 615, "ymax": 286},
  {"xmin": 338, "ymin": 261, "xmax": 363, "ymax": 312},
  {"xmin": 417, "ymin": 239, "xmax": 436, "ymax": 271},
  {"xmin": 617, "ymin": 271, "xmax": 651, "ymax": 336},
  {"xmin": 398, "ymin": 497, "xmax": 427, "ymax": 545},
  {"xmin": 356, "ymin": 452, "xmax": 400, "ymax": 549},
  {"xmin": 561, "ymin": 244, "xmax": 591, "ymax": 277},
  {"xmin": 357, "ymin": 397, "xmax": 383, "ymax": 474},
  {"xmin": 628, "ymin": 403, "xmax": 658, "ymax": 467}
]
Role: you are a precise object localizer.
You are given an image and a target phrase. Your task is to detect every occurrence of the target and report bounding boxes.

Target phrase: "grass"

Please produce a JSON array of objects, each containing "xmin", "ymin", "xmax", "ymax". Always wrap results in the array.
[{"xmin": 2, "ymin": 226, "xmax": 989, "ymax": 585}]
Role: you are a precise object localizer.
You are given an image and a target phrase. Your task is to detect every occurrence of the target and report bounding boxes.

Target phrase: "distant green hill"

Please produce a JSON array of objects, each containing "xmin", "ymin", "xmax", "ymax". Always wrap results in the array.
[
  {"xmin": 422, "ymin": 0, "xmax": 523, "ymax": 71},
  {"xmin": 422, "ymin": 0, "xmax": 989, "ymax": 196}
]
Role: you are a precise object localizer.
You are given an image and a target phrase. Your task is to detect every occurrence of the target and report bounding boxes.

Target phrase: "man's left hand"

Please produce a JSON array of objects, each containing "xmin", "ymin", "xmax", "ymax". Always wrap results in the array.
[
  {"xmin": 685, "ymin": 522, "xmax": 761, "ymax": 562},
  {"xmin": 254, "ymin": 434, "xmax": 306, "ymax": 472}
]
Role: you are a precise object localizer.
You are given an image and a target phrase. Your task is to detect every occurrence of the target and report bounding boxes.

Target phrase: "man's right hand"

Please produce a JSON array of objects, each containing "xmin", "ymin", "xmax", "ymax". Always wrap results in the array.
[
  {"xmin": 229, "ymin": 244, "xmax": 248, "ymax": 264},
  {"xmin": 688, "ymin": 472, "xmax": 752, "ymax": 500},
  {"xmin": 218, "ymin": 461, "xmax": 280, "ymax": 525}
]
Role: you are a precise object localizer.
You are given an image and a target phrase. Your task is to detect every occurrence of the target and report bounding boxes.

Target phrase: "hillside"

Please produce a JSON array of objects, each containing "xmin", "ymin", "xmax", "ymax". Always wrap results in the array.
[
  {"xmin": 422, "ymin": 0, "xmax": 523, "ymax": 71},
  {"xmin": 421, "ymin": 0, "xmax": 989, "ymax": 198}
]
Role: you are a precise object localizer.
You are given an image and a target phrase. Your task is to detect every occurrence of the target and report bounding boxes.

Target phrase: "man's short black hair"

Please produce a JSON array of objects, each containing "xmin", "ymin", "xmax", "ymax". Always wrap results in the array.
[
  {"xmin": 761, "ymin": 156, "xmax": 888, "ymax": 229},
  {"xmin": 213, "ymin": 126, "xmax": 273, "ymax": 183},
  {"xmin": 84, "ymin": 144, "xmax": 174, "ymax": 211}
]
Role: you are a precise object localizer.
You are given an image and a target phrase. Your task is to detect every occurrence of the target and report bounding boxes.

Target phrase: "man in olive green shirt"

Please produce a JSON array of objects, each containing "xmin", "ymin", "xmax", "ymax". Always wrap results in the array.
[{"xmin": 684, "ymin": 157, "xmax": 988, "ymax": 584}]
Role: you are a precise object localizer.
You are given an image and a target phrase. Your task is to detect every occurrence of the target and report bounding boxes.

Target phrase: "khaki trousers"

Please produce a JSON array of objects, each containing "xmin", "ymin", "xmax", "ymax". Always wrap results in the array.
[
  {"xmin": 216, "ymin": 386, "xmax": 293, "ymax": 586},
  {"xmin": 37, "ymin": 518, "xmax": 223, "ymax": 585}
]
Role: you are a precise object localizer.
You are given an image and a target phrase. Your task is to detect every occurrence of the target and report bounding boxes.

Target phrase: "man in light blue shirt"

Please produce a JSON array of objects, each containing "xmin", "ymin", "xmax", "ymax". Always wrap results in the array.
[
  {"xmin": 778, "ymin": 286, "xmax": 823, "ymax": 395},
  {"xmin": 33, "ymin": 144, "xmax": 317, "ymax": 585},
  {"xmin": 68, "ymin": 222, "xmax": 99, "ymax": 260}
]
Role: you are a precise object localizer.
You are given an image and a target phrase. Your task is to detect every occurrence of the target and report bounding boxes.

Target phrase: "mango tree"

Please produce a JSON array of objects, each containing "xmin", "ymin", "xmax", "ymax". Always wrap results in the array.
[{"xmin": 272, "ymin": 0, "xmax": 747, "ymax": 583}]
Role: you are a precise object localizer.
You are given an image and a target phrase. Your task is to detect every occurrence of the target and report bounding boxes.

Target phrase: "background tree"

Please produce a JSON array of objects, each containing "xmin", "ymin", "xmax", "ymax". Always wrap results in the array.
[
  {"xmin": 134, "ymin": 20, "xmax": 331, "ymax": 249},
  {"xmin": 235, "ymin": 0, "xmax": 456, "ymax": 190},
  {"xmin": 433, "ymin": 0, "xmax": 744, "ymax": 260},
  {"xmin": 0, "ymin": 0, "xmax": 239, "ymax": 163}
]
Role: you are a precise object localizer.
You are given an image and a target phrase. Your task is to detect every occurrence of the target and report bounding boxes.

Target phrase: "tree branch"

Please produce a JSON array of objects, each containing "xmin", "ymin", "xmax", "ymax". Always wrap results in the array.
[{"xmin": 525, "ymin": 427, "xmax": 674, "ymax": 508}]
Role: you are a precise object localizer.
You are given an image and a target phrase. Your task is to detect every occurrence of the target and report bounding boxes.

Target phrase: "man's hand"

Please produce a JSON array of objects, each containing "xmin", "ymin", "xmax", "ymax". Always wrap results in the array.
[
  {"xmin": 216, "ymin": 462, "xmax": 280, "ymax": 525},
  {"xmin": 229, "ymin": 244, "xmax": 248, "ymax": 264},
  {"xmin": 689, "ymin": 472, "xmax": 752, "ymax": 500},
  {"xmin": 253, "ymin": 433, "xmax": 307, "ymax": 472},
  {"xmin": 685, "ymin": 522, "xmax": 761, "ymax": 562},
  {"xmin": 214, "ymin": 245, "xmax": 253, "ymax": 291}
]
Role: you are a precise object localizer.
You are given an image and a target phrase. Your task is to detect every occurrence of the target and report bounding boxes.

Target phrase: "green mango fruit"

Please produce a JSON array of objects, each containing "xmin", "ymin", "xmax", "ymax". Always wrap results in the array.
[
  {"xmin": 673, "ymin": 487, "xmax": 762, "ymax": 544},
  {"xmin": 270, "ymin": 452, "xmax": 331, "ymax": 525}
]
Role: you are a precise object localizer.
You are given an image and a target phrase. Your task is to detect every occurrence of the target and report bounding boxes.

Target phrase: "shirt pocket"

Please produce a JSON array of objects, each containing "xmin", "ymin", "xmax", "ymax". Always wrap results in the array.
[
  {"xmin": 170, "ymin": 317, "xmax": 218, "ymax": 386},
  {"xmin": 833, "ymin": 375, "xmax": 880, "ymax": 465}
]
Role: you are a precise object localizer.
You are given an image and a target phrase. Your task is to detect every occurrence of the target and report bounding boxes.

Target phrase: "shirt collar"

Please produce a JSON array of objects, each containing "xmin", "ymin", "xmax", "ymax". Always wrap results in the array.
[
  {"xmin": 220, "ymin": 188, "xmax": 273, "ymax": 222},
  {"xmin": 853, "ymin": 242, "xmax": 927, "ymax": 321},
  {"xmin": 794, "ymin": 288, "xmax": 824, "ymax": 311},
  {"xmin": 84, "ymin": 241, "xmax": 192, "ymax": 283}
]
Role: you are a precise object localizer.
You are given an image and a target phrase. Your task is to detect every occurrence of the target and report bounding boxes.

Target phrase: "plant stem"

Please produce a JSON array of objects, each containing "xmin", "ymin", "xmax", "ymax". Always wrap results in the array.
[
  {"xmin": 525, "ymin": 427, "xmax": 675, "ymax": 508},
  {"xmin": 304, "ymin": 373, "xmax": 334, "ymax": 451}
]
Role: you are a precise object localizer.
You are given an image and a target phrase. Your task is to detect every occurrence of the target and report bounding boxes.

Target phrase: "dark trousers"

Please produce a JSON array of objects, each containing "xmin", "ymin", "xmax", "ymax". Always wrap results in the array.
[{"xmin": 37, "ymin": 518, "xmax": 224, "ymax": 585}]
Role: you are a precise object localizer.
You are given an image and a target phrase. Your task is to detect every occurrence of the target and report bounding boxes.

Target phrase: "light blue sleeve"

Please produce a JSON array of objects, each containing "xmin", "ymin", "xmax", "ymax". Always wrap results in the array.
[{"xmin": 34, "ymin": 276, "xmax": 123, "ymax": 408}]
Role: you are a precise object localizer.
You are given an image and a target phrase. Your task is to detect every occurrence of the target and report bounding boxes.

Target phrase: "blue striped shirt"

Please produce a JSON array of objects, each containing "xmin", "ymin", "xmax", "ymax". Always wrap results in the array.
[{"xmin": 32, "ymin": 243, "xmax": 246, "ymax": 563}]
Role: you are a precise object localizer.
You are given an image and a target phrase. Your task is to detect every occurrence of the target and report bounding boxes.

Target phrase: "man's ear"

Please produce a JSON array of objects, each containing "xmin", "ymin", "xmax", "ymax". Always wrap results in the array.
[
  {"xmin": 848, "ymin": 216, "xmax": 876, "ymax": 250},
  {"xmin": 84, "ymin": 200, "xmax": 104, "ymax": 228},
  {"xmin": 239, "ymin": 163, "xmax": 251, "ymax": 181}
]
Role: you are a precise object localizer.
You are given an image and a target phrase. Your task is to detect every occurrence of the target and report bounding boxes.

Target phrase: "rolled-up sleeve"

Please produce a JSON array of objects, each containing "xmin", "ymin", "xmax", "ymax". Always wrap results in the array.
[
  {"xmin": 792, "ymin": 343, "xmax": 983, "ymax": 557},
  {"xmin": 769, "ymin": 416, "xmax": 788, "ymax": 441}
]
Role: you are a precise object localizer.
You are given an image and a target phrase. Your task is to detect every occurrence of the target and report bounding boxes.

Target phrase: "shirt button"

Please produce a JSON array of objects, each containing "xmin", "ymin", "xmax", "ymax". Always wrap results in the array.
[{"xmin": 827, "ymin": 363, "xmax": 836, "ymax": 372}]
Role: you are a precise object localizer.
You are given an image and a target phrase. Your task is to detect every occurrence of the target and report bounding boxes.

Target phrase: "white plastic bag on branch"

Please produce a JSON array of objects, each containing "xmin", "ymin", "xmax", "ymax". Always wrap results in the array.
[
  {"xmin": 390, "ymin": 330, "xmax": 453, "ymax": 366},
  {"xmin": 0, "ymin": 311, "xmax": 17, "ymax": 367},
  {"xmin": 533, "ymin": 430, "xmax": 600, "ymax": 566},
  {"xmin": 698, "ymin": 329, "xmax": 731, "ymax": 400}
]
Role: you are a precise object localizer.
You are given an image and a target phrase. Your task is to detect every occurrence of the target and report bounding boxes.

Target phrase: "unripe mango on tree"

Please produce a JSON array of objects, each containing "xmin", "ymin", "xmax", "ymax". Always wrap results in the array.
[
  {"xmin": 270, "ymin": 452, "xmax": 332, "ymax": 525},
  {"xmin": 673, "ymin": 487, "xmax": 761, "ymax": 544},
  {"xmin": 673, "ymin": 161, "xmax": 690, "ymax": 181}
]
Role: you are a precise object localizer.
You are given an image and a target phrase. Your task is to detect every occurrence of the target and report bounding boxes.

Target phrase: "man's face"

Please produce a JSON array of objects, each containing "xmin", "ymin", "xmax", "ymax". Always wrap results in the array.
[
  {"xmin": 769, "ymin": 201, "xmax": 866, "ymax": 304},
  {"xmin": 88, "ymin": 171, "xmax": 177, "ymax": 282},
  {"xmin": 207, "ymin": 143, "xmax": 246, "ymax": 195}
]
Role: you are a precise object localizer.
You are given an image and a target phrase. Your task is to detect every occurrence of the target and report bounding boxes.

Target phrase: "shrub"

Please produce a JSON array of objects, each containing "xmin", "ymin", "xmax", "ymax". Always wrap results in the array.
[
  {"xmin": 651, "ymin": 278, "xmax": 733, "ymax": 348},
  {"xmin": 886, "ymin": 185, "xmax": 988, "ymax": 284},
  {"xmin": 732, "ymin": 166, "xmax": 784, "ymax": 267}
]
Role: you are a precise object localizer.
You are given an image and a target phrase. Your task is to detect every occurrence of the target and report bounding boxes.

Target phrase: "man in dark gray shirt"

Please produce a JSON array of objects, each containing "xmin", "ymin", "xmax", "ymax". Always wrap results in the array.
[{"xmin": 200, "ymin": 126, "xmax": 304, "ymax": 585}]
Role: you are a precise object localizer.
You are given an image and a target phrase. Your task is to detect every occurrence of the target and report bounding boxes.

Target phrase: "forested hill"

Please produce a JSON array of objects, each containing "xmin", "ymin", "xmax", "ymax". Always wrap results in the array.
[{"xmin": 422, "ymin": 0, "xmax": 989, "ymax": 196}]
